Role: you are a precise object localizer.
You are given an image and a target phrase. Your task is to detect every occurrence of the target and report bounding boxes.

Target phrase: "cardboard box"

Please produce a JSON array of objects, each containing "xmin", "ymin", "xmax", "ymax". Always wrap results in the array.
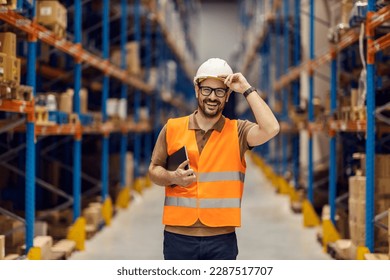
[
  {"xmin": 349, "ymin": 198, "xmax": 365, "ymax": 225},
  {"xmin": 341, "ymin": 0, "xmax": 354, "ymax": 26},
  {"xmin": 0, "ymin": 32, "xmax": 16, "ymax": 57},
  {"xmin": 126, "ymin": 152, "xmax": 134, "ymax": 187},
  {"xmin": 1, "ymin": 0, "xmax": 17, "ymax": 10},
  {"xmin": 34, "ymin": 221, "xmax": 48, "ymax": 237},
  {"xmin": 349, "ymin": 220, "xmax": 365, "ymax": 247},
  {"xmin": 51, "ymin": 239, "xmax": 76, "ymax": 258},
  {"xmin": 375, "ymin": 198, "xmax": 390, "ymax": 215},
  {"xmin": 349, "ymin": 176, "xmax": 366, "ymax": 200},
  {"xmin": 0, "ymin": 235, "xmax": 4, "ymax": 260},
  {"xmin": 126, "ymin": 42, "xmax": 141, "ymax": 75},
  {"xmin": 21, "ymin": 236, "xmax": 53, "ymax": 260},
  {"xmin": 80, "ymin": 88, "xmax": 88, "ymax": 114},
  {"xmin": 59, "ymin": 89, "xmax": 73, "ymax": 113},
  {"xmin": 376, "ymin": 155, "xmax": 390, "ymax": 178},
  {"xmin": 83, "ymin": 207, "xmax": 101, "ymax": 228},
  {"xmin": 364, "ymin": 253, "xmax": 389, "ymax": 260},
  {"xmin": 360, "ymin": 154, "xmax": 390, "ymax": 177},
  {"xmin": 37, "ymin": 0, "xmax": 67, "ymax": 28},
  {"xmin": 0, "ymin": 53, "xmax": 21, "ymax": 85},
  {"xmin": 0, "ymin": 217, "xmax": 24, "ymax": 248}
]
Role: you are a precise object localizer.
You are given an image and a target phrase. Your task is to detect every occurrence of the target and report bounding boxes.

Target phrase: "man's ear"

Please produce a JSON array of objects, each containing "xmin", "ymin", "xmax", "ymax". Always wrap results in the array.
[{"xmin": 195, "ymin": 84, "xmax": 199, "ymax": 98}]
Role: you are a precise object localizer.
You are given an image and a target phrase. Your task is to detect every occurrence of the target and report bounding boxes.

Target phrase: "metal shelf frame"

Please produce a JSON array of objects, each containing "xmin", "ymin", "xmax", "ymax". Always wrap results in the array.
[
  {"xmin": 240, "ymin": 0, "xmax": 390, "ymax": 255},
  {"xmin": 0, "ymin": 0, "xmax": 196, "ymax": 258}
]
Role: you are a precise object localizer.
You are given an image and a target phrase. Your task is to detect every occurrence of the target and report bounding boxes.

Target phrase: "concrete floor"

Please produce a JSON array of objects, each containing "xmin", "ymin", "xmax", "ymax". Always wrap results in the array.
[{"xmin": 70, "ymin": 154, "xmax": 331, "ymax": 260}]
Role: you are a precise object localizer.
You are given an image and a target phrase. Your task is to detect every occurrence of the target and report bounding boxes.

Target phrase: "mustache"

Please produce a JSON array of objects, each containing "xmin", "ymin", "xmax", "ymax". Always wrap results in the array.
[{"xmin": 203, "ymin": 98, "xmax": 221, "ymax": 105}]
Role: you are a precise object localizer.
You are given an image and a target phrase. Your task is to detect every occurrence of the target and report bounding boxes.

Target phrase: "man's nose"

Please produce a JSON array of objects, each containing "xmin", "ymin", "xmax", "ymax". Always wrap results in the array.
[{"xmin": 208, "ymin": 90, "xmax": 218, "ymax": 99}]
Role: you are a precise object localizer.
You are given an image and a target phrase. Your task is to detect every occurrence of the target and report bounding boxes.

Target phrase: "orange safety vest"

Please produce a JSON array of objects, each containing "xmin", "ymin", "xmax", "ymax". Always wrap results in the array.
[{"xmin": 164, "ymin": 115, "xmax": 246, "ymax": 227}]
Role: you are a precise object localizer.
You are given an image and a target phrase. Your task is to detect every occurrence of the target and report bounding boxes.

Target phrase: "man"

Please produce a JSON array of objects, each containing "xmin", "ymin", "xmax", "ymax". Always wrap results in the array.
[{"xmin": 149, "ymin": 58, "xmax": 279, "ymax": 260}]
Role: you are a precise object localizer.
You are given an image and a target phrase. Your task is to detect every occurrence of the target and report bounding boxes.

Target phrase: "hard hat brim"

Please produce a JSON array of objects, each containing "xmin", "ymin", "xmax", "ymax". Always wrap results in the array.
[{"xmin": 195, "ymin": 76, "xmax": 226, "ymax": 84}]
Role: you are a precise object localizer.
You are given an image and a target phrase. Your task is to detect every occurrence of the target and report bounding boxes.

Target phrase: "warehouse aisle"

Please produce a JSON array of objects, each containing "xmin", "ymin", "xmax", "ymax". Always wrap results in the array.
[{"xmin": 70, "ymin": 154, "xmax": 330, "ymax": 260}]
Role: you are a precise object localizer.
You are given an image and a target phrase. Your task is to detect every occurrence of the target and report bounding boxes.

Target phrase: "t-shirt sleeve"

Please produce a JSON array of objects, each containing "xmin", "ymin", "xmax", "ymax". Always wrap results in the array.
[
  {"xmin": 237, "ymin": 119, "xmax": 257, "ymax": 160},
  {"xmin": 150, "ymin": 125, "xmax": 168, "ymax": 167}
]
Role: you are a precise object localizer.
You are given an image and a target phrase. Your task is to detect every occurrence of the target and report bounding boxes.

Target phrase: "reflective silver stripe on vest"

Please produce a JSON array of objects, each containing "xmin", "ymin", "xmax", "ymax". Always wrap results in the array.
[
  {"xmin": 165, "ymin": 197, "xmax": 241, "ymax": 208},
  {"xmin": 199, "ymin": 198, "xmax": 241, "ymax": 208},
  {"xmin": 198, "ymin": 171, "xmax": 245, "ymax": 183},
  {"xmin": 165, "ymin": 197, "xmax": 197, "ymax": 208}
]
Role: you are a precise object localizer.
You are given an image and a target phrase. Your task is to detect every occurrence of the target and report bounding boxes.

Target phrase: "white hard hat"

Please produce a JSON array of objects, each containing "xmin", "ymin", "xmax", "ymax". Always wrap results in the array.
[{"xmin": 193, "ymin": 58, "xmax": 233, "ymax": 85}]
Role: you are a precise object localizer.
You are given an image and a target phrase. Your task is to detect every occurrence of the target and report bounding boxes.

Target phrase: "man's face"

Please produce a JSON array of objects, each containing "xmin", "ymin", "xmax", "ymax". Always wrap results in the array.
[{"xmin": 196, "ymin": 78, "xmax": 229, "ymax": 119}]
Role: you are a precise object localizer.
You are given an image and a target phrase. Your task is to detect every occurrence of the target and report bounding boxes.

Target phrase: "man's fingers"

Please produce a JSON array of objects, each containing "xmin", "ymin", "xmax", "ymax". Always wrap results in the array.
[
  {"xmin": 183, "ymin": 169, "xmax": 195, "ymax": 177},
  {"xmin": 177, "ymin": 160, "xmax": 189, "ymax": 170}
]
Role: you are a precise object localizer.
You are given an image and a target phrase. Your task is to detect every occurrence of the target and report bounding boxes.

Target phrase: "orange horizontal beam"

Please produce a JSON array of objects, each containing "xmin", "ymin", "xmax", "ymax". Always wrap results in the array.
[
  {"xmin": 0, "ymin": 99, "xmax": 34, "ymax": 115},
  {"xmin": 0, "ymin": 9, "xmax": 153, "ymax": 93},
  {"xmin": 328, "ymin": 120, "xmax": 366, "ymax": 133},
  {"xmin": 367, "ymin": 5, "xmax": 390, "ymax": 31},
  {"xmin": 273, "ymin": 29, "xmax": 359, "ymax": 91},
  {"xmin": 35, "ymin": 123, "xmax": 82, "ymax": 136},
  {"xmin": 368, "ymin": 32, "xmax": 390, "ymax": 55}
]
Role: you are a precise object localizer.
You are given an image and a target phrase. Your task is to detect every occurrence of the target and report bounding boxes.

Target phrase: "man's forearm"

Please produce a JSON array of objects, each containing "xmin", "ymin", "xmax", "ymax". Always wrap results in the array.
[
  {"xmin": 247, "ymin": 91, "xmax": 280, "ymax": 135},
  {"xmin": 148, "ymin": 165, "xmax": 174, "ymax": 186}
]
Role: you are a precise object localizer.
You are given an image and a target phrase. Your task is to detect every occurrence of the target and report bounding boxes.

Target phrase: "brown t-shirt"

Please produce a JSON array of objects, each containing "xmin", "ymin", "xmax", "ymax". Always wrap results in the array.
[
  {"xmin": 150, "ymin": 111, "xmax": 257, "ymax": 236},
  {"xmin": 151, "ymin": 111, "xmax": 256, "ymax": 167}
]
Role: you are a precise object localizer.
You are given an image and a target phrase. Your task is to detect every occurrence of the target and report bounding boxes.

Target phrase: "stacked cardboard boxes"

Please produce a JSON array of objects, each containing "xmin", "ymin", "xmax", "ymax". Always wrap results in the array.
[
  {"xmin": 37, "ymin": 0, "xmax": 67, "ymax": 38},
  {"xmin": 348, "ymin": 176, "xmax": 366, "ymax": 247},
  {"xmin": 0, "ymin": 32, "xmax": 21, "ymax": 90},
  {"xmin": 110, "ymin": 42, "xmax": 141, "ymax": 76},
  {"xmin": 0, "ymin": 0, "xmax": 17, "ymax": 10},
  {"xmin": 21, "ymin": 236, "xmax": 53, "ymax": 260},
  {"xmin": 0, "ymin": 235, "xmax": 4, "ymax": 260},
  {"xmin": 0, "ymin": 216, "xmax": 25, "ymax": 254},
  {"xmin": 349, "ymin": 154, "xmax": 390, "ymax": 251}
]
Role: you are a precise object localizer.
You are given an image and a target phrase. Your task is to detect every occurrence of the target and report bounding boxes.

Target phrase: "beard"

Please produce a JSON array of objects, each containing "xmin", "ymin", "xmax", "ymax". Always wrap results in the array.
[{"xmin": 198, "ymin": 97, "xmax": 225, "ymax": 118}]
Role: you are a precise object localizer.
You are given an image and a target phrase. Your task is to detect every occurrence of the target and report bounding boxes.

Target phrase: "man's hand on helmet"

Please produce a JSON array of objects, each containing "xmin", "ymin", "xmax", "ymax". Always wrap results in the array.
[{"xmin": 219, "ymin": 73, "xmax": 252, "ymax": 95}]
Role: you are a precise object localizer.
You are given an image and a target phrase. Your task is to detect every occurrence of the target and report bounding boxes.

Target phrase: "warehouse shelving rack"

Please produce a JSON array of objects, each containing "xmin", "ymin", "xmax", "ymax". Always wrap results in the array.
[
  {"xmin": 0, "ymin": 0, "xmax": 198, "ymax": 259},
  {"xmin": 240, "ymin": 0, "xmax": 390, "ymax": 257}
]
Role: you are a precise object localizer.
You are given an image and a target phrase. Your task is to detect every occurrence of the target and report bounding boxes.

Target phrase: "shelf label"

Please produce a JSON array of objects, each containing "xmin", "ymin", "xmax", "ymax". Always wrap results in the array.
[
  {"xmin": 40, "ymin": 7, "xmax": 52, "ymax": 16},
  {"xmin": 38, "ymin": 31, "xmax": 51, "ymax": 39},
  {"xmin": 15, "ymin": 19, "xmax": 31, "ymax": 27}
]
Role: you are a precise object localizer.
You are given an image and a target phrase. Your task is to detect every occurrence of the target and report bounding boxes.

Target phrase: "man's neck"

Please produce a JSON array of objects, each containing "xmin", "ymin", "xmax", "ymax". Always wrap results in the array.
[{"xmin": 195, "ymin": 110, "xmax": 221, "ymax": 132}]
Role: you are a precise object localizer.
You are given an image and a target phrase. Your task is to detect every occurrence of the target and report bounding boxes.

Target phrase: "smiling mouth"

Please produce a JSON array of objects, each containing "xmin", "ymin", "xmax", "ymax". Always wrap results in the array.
[{"xmin": 205, "ymin": 101, "xmax": 220, "ymax": 108}]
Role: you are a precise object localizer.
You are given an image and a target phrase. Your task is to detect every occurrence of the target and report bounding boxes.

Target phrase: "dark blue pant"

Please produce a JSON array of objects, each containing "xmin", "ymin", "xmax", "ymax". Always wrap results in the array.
[{"xmin": 163, "ymin": 230, "xmax": 238, "ymax": 260}]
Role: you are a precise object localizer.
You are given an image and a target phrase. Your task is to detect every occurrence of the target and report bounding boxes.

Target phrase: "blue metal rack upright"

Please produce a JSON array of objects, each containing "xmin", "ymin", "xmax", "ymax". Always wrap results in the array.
[
  {"xmin": 292, "ymin": 0, "xmax": 301, "ymax": 189},
  {"xmin": 154, "ymin": 26, "xmax": 163, "ymax": 143},
  {"xmin": 281, "ymin": 0, "xmax": 290, "ymax": 179},
  {"xmin": 101, "ymin": 0, "xmax": 111, "ymax": 225},
  {"xmin": 307, "ymin": 0, "xmax": 315, "ymax": 205},
  {"xmin": 119, "ymin": 0, "xmax": 128, "ymax": 205},
  {"xmin": 133, "ymin": 0, "xmax": 142, "ymax": 191},
  {"xmin": 143, "ymin": 14, "xmax": 153, "ymax": 181},
  {"xmin": 73, "ymin": 0, "xmax": 82, "ymax": 222},
  {"xmin": 328, "ymin": 50, "xmax": 337, "ymax": 225},
  {"xmin": 365, "ymin": 0, "xmax": 376, "ymax": 253},
  {"xmin": 25, "ymin": 0, "xmax": 37, "ymax": 256}
]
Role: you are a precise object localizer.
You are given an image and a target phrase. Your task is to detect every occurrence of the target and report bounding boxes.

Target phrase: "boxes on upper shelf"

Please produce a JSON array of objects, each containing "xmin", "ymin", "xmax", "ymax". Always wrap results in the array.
[
  {"xmin": 0, "ymin": 32, "xmax": 16, "ymax": 57},
  {"xmin": 37, "ymin": 0, "xmax": 67, "ymax": 38},
  {"xmin": 0, "ymin": 53, "xmax": 21, "ymax": 85},
  {"xmin": 0, "ymin": 0, "xmax": 17, "ymax": 10}
]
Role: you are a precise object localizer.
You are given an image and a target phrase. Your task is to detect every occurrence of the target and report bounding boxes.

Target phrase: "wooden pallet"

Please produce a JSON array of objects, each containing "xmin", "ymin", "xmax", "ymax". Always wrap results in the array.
[{"xmin": 51, "ymin": 239, "xmax": 76, "ymax": 259}]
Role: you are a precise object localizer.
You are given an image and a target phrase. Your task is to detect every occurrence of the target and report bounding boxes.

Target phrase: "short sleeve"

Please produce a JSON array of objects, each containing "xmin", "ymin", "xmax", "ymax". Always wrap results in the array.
[
  {"xmin": 237, "ymin": 119, "xmax": 257, "ymax": 160},
  {"xmin": 150, "ymin": 125, "xmax": 168, "ymax": 167}
]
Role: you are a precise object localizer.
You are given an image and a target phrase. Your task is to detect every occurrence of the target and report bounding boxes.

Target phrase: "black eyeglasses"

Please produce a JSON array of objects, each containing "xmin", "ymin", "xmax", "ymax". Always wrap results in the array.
[{"xmin": 198, "ymin": 86, "xmax": 228, "ymax": 98}]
